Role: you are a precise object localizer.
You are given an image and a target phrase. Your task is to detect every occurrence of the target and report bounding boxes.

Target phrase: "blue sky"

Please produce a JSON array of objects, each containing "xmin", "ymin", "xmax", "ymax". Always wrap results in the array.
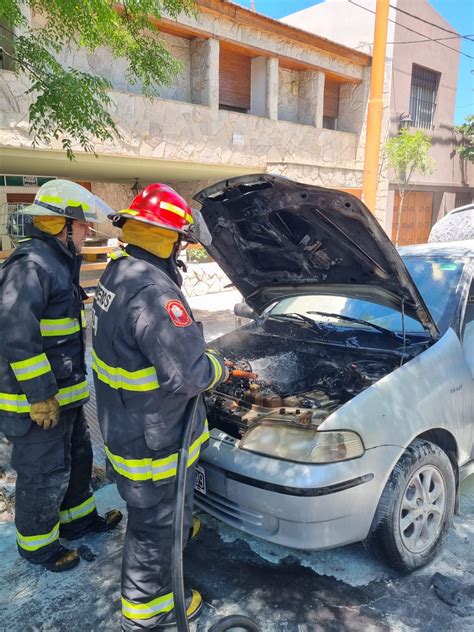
[{"xmin": 235, "ymin": 0, "xmax": 473, "ymax": 125}]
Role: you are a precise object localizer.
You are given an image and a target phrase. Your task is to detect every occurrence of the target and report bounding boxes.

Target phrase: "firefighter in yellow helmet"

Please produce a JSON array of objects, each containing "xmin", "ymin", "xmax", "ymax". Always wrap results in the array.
[
  {"xmin": 0, "ymin": 180, "xmax": 122, "ymax": 573},
  {"xmin": 92, "ymin": 184, "xmax": 228, "ymax": 630}
]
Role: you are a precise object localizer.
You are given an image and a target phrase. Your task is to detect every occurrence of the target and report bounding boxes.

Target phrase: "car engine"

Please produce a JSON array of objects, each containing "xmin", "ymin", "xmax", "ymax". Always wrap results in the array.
[{"xmin": 206, "ymin": 352, "xmax": 394, "ymax": 439}]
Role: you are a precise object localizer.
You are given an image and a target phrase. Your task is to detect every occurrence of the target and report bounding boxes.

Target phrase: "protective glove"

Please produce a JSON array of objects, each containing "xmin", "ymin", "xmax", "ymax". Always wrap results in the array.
[
  {"xmin": 222, "ymin": 364, "xmax": 230, "ymax": 382},
  {"xmin": 30, "ymin": 396, "xmax": 60, "ymax": 430},
  {"xmin": 207, "ymin": 348, "xmax": 230, "ymax": 383}
]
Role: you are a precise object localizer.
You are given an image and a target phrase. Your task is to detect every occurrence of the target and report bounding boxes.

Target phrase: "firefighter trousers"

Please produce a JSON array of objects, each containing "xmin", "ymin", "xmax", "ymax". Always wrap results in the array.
[
  {"xmin": 7, "ymin": 406, "xmax": 97, "ymax": 563},
  {"xmin": 120, "ymin": 464, "xmax": 196, "ymax": 631}
]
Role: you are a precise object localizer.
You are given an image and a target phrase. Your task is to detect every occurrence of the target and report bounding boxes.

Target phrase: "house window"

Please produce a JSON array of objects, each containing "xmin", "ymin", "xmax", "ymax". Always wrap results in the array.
[
  {"xmin": 0, "ymin": 20, "xmax": 14, "ymax": 70},
  {"xmin": 323, "ymin": 79, "xmax": 340, "ymax": 130},
  {"xmin": 409, "ymin": 65, "xmax": 440, "ymax": 129},
  {"xmin": 219, "ymin": 46, "xmax": 251, "ymax": 113}
]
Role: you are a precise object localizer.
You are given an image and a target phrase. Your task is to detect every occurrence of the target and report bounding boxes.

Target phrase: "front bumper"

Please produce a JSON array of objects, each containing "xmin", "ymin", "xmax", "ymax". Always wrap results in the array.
[{"xmin": 195, "ymin": 429, "xmax": 402, "ymax": 550}]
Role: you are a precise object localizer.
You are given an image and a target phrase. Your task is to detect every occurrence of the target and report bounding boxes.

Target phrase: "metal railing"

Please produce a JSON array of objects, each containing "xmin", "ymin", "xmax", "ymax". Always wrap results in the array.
[{"xmin": 0, "ymin": 202, "xmax": 33, "ymax": 248}]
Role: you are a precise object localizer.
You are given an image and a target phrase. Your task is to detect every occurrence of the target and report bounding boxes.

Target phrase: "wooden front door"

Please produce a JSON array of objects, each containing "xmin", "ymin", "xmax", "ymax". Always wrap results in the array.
[{"xmin": 392, "ymin": 191, "xmax": 433, "ymax": 246}]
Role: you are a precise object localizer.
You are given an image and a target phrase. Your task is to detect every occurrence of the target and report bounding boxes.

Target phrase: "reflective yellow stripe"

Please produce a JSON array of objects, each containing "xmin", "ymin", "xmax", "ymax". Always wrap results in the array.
[
  {"xmin": 105, "ymin": 422, "xmax": 209, "ymax": 483},
  {"xmin": 39, "ymin": 195, "xmax": 62, "ymax": 205},
  {"xmin": 59, "ymin": 495, "xmax": 96, "ymax": 524},
  {"xmin": 118, "ymin": 209, "xmax": 139, "ymax": 216},
  {"xmin": 81, "ymin": 309, "xmax": 87, "ymax": 329},
  {"xmin": 109, "ymin": 249, "xmax": 130, "ymax": 260},
  {"xmin": 17, "ymin": 522, "xmax": 59, "ymax": 552},
  {"xmin": 159, "ymin": 201, "xmax": 194, "ymax": 225},
  {"xmin": 206, "ymin": 352, "xmax": 222, "ymax": 390},
  {"xmin": 0, "ymin": 392, "xmax": 31, "ymax": 413},
  {"xmin": 92, "ymin": 349, "xmax": 159, "ymax": 392},
  {"xmin": 40, "ymin": 317, "xmax": 81, "ymax": 337},
  {"xmin": 66, "ymin": 199, "xmax": 89, "ymax": 211},
  {"xmin": 122, "ymin": 592, "xmax": 174, "ymax": 620},
  {"xmin": 10, "ymin": 353, "xmax": 52, "ymax": 381},
  {"xmin": 0, "ymin": 380, "xmax": 89, "ymax": 414},
  {"xmin": 55, "ymin": 380, "xmax": 89, "ymax": 406}
]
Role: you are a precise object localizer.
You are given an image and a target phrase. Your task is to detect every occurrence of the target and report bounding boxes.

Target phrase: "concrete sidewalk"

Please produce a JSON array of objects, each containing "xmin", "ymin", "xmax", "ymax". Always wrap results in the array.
[{"xmin": 1, "ymin": 290, "xmax": 474, "ymax": 631}]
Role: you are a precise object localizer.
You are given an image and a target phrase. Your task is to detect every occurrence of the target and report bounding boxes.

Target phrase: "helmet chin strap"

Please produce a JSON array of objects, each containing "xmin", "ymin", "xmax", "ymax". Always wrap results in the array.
[
  {"xmin": 173, "ymin": 237, "xmax": 187, "ymax": 273},
  {"xmin": 66, "ymin": 218, "xmax": 76, "ymax": 256}
]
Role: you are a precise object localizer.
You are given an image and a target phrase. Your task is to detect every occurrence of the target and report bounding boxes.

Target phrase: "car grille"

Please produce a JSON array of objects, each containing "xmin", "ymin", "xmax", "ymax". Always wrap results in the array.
[{"xmin": 195, "ymin": 488, "xmax": 278, "ymax": 537}]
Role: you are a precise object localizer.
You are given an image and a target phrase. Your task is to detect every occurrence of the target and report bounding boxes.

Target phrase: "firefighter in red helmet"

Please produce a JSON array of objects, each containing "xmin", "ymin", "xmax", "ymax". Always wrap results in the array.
[{"xmin": 92, "ymin": 184, "xmax": 228, "ymax": 630}]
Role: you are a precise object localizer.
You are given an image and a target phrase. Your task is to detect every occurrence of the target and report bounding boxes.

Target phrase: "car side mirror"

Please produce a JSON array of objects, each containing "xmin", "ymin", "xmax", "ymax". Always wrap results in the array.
[{"xmin": 234, "ymin": 302, "xmax": 256, "ymax": 320}]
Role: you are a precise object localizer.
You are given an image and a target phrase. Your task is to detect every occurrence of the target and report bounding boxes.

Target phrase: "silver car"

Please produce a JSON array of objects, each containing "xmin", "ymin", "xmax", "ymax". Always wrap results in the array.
[{"xmin": 193, "ymin": 174, "xmax": 474, "ymax": 572}]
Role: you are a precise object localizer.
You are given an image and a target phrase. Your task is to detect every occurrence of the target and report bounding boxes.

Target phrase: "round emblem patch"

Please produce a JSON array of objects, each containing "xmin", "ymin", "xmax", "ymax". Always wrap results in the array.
[{"xmin": 165, "ymin": 299, "xmax": 192, "ymax": 327}]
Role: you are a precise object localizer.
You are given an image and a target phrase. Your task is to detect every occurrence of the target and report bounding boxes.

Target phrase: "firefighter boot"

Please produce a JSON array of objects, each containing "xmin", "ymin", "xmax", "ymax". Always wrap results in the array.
[
  {"xmin": 187, "ymin": 515, "xmax": 201, "ymax": 546},
  {"xmin": 60, "ymin": 509, "xmax": 123, "ymax": 540},
  {"xmin": 19, "ymin": 544, "xmax": 80, "ymax": 573}
]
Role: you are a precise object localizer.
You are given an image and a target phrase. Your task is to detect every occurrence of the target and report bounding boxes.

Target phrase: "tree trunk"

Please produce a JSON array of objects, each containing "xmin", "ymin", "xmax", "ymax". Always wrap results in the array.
[{"xmin": 395, "ymin": 190, "xmax": 405, "ymax": 246}]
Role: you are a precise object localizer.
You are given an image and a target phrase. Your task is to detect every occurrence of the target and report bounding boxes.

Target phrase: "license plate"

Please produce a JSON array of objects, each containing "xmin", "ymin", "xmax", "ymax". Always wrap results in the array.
[{"xmin": 194, "ymin": 464, "xmax": 206, "ymax": 495}]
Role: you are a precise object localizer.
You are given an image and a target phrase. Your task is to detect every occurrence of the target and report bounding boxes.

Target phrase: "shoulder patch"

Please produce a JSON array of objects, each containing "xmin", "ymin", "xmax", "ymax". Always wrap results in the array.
[
  {"xmin": 95, "ymin": 282, "xmax": 116, "ymax": 312},
  {"xmin": 165, "ymin": 299, "xmax": 192, "ymax": 327}
]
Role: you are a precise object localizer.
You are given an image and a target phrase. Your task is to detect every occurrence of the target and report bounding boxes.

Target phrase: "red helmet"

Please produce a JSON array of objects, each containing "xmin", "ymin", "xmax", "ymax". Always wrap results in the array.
[{"xmin": 115, "ymin": 184, "xmax": 194, "ymax": 235}]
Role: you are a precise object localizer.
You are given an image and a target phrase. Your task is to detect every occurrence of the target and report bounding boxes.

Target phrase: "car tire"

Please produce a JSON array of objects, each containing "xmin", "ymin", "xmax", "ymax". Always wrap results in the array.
[{"xmin": 364, "ymin": 439, "xmax": 455, "ymax": 572}]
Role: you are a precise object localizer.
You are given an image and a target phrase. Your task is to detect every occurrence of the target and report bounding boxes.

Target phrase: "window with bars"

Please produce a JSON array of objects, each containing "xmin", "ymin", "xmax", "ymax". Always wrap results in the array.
[{"xmin": 409, "ymin": 65, "xmax": 440, "ymax": 129}]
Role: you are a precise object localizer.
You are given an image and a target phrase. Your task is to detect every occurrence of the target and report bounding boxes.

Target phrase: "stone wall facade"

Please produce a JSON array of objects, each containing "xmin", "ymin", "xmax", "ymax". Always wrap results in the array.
[
  {"xmin": 278, "ymin": 68, "xmax": 300, "ymax": 124},
  {"xmin": 182, "ymin": 262, "xmax": 233, "ymax": 296}
]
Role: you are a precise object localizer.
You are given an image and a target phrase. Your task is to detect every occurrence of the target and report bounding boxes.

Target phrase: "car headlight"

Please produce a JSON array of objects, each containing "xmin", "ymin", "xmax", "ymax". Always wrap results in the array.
[{"xmin": 239, "ymin": 423, "xmax": 364, "ymax": 463}]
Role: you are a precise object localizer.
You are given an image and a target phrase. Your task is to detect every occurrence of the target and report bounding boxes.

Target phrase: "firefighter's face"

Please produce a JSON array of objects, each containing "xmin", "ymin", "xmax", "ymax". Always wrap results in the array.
[{"xmin": 71, "ymin": 220, "xmax": 91, "ymax": 252}]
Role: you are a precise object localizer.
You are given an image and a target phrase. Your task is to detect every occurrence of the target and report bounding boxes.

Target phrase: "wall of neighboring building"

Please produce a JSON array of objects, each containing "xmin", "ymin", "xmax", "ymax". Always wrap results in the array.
[
  {"xmin": 386, "ymin": 0, "xmax": 472, "ymax": 236},
  {"xmin": 281, "ymin": 0, "xmax": 396, "ymax": 225},
  {"xmin": 283, "ymin": 0, "xmax": 473, "ymax": 239},
  {"xmin": 282, "ymin": 0, "xmax": 378, "ymax": 54}
]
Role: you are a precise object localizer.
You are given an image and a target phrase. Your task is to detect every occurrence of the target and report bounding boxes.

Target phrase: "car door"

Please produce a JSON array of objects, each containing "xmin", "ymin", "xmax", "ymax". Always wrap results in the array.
[{"xmin": 461, "ymin": 277, "xmax": 474, "ymax": 457}]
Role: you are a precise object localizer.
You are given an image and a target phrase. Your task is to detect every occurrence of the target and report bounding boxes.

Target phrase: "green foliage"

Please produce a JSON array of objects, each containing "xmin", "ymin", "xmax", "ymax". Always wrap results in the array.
[
  {"xmin": 454, "ymin": 115, "xmax": 474, "ymax": 163},
  {"xmin": 186, "ymin": 246, "xmax": 211, "ymax": 263},
  {"xmin": 383, "ymin": 128, "xmax": 435, "ymax": 187},
  {"xmin": 0, "ymin": 0, "xmax": 195, "ymax": 159},
  {"xmin": 383, "ymin": 128, "xmax": 435, "ymax": 245}
]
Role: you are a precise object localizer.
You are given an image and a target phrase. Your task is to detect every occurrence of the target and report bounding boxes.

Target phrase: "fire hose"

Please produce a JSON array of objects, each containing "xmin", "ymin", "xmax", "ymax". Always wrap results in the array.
[{"xmin": 172, "ymin": 394, "xmax": 261, "ymax": 632}]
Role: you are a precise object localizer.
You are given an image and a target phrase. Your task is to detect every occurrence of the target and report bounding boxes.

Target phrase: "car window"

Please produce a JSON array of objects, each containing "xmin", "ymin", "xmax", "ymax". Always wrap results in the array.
[
  {"xmin": 270, "ymin": 256, "xmax": 465, "ymax": 334},
  {"xmin": 270, "ymin": 295, "xmax": 425, "ymax": 333},
  {"xmin": 403, "ymin": 257, "xmax": 465, "ymax": 332}
]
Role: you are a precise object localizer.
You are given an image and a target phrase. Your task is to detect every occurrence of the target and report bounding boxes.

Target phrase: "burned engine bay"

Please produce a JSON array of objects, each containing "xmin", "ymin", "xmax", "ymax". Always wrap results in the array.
[{"xmin": 206, "ymin": 332, "xmax": 400, "ymax": 439}]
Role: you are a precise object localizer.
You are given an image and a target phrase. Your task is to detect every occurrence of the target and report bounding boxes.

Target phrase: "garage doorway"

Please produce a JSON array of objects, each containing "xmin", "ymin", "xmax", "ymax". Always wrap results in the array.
[{"xmin": 391, "ymin": 191, "xmax": 433, "ymax": 246}]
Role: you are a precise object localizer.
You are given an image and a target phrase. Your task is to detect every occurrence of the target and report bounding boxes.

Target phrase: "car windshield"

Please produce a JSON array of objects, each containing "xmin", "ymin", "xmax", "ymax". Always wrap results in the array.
[{"xmin": 269, "ymin": 256, "xmax": 465, "ymax": 334}]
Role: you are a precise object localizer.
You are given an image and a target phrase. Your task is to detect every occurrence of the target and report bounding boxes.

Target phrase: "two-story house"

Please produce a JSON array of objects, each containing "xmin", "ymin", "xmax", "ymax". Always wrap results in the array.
[{"xmin": 1, "ymin": 0, "xmax": 374, "ymax": 246}]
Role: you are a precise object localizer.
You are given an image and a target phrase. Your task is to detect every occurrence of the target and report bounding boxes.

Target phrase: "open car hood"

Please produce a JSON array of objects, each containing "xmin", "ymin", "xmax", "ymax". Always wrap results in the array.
[{"xmin": 194, "ymin": 174, "xmax": 438, "ymax": 338}]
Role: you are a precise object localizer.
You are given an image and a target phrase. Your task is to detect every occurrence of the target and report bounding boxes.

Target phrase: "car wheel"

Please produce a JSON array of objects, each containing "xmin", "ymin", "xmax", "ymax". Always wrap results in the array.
[{"xmin": 364, "ymin": 439, "xmax": 455, "ymax": 572}]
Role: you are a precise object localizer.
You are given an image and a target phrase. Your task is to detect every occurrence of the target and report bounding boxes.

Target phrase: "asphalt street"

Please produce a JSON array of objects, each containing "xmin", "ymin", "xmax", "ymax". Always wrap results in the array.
[{"xmin": 1, "ymin": 290, "xmax": 473, "ymax": 631}]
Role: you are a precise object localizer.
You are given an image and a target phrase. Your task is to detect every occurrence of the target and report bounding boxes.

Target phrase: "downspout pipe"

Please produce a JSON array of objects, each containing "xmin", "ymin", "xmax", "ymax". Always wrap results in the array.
[{"xmin": 362, "ymin": 0, "xmax": 390, "ymax": 214}]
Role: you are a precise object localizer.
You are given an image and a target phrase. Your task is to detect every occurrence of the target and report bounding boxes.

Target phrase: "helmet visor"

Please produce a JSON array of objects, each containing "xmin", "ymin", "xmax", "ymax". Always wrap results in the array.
[{"xmin": 92, "ymin": 196, "xmax": 116, "ymax": 223}]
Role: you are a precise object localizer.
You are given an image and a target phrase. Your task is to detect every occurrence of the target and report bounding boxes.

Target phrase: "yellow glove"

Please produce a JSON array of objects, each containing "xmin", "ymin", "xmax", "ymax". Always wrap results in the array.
[{"xmin": 30, "ymin": 396, "xmax": 60, "ymax": 430}]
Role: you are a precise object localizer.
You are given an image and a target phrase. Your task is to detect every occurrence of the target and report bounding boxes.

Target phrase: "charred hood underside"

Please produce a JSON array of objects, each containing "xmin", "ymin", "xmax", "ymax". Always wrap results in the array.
[{"xmin": 195, "ymin": 174, "xmax": 437, "ymax": 337}]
